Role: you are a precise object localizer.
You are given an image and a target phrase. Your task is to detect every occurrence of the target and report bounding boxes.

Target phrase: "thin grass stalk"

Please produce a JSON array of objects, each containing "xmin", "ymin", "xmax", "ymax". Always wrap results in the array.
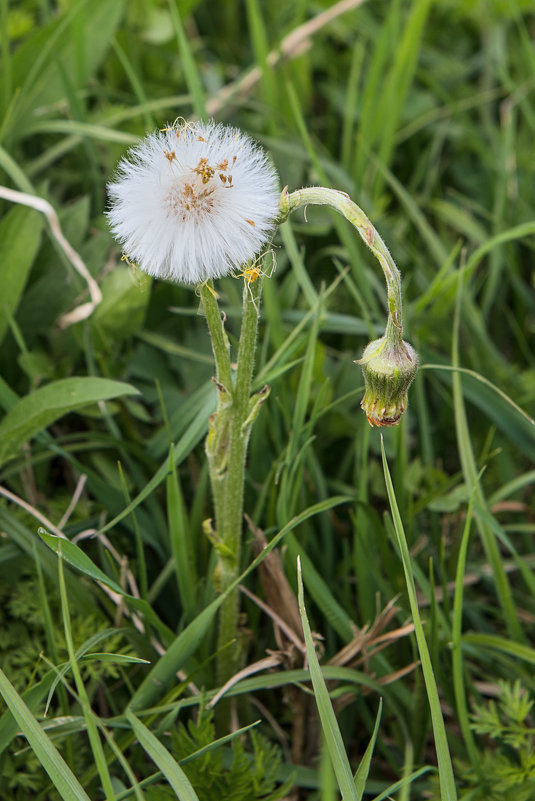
[
  {"xmin": 381, "ymin": 438, "xmax": 457, "ymax": 801},
  {"xmin": 297, "ymin": 557, "xmax": 360, "ymax": 801},
  {"xmin": 57, "ymin": 543, "xmax": 116, "ymax": 800},
  {"xmin": 451, "ymin": 482, "xmax": 482, "ymax": 774},
  {"xmin": 451, "ymin": 269, "xmax": 522, "ymax": 641}
]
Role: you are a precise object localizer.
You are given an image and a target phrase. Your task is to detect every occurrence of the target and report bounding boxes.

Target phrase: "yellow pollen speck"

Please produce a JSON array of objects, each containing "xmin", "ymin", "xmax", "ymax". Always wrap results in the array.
[
  {"xmin": 164, "ymin": 149, "xmax": 176, "ymax": 163},
  {"xmin": 245, "ymin": 219, "xmax": 255, "ymax": 226},
  {"xmin": 121, "ymin": 253, "xmax": 137, "ymax": 270},
  {"xmin": 193, "ymin": 157, "xmax": 215, "ymax": 184},
  {"xmin": 241, "ymin": 266, "xmax": 261, "ymax": 282}
]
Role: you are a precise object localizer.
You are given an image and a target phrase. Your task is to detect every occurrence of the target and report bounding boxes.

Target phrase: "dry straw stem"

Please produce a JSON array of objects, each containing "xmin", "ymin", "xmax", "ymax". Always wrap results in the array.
[
  {"xmin": 209, "ymin": 570, "xmax": 416, "ymax": 710},
  {"xmin": 0, "ymin": 185, "xmax": 102, "ymax": 327},
  {"xmin": 206, "ymin": 0, "xmax": 368, "ymax": 116}
]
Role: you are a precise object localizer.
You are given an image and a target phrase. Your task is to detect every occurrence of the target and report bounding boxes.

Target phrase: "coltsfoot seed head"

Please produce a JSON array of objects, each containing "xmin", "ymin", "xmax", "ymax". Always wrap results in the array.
[{"xmin": 107, "ymin": 120, "xmax": 280, "ymax": 284}]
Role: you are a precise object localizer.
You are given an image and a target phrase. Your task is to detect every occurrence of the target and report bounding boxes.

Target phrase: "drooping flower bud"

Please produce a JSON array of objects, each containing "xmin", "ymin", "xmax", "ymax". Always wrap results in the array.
[{"xmin": 356, "ymin": 335, "xmax": 418, "ymax": 427}]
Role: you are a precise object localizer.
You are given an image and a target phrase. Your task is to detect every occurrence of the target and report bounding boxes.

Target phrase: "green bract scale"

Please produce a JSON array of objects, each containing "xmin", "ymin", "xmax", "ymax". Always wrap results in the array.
[{"xmin": 357, "ymin": 336, "xmax": 419, "ymax": 427}]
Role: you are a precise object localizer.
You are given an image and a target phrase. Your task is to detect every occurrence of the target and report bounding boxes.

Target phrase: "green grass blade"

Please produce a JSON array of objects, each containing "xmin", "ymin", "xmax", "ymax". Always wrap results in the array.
[
  {"xmin": 166, "ymin": 448, "xmax": 198, "ymax": 620},
  {"xmin": 126, "ymin": 709, "xmax": 200, "ymax": 801},
  {"xmin": 9, "ymin": 0, "xmax": 125, "ymax": 136},
  {"xmin": 286, "ymin": 534, "xmax": 355, "ymax": 642},
  {"xmin": 354, "ymin": 698, "xmax": 382, "ymax": 799},
  {"xmin": 0, "ymin": 204, "xmax": 44, "ymax": 347},
  {"xmin": 375, "ymin": 0, "xmax": 432, "ymax": 192},
  {"xmin": 167, "ymin": 1, "xmax": 206, "ymax": 120},
  {"xmin": 0, "ymin": 668, "xmax": 92, "ymax": 801},
  {"xmin": 287, "ymin": 304, "xmax": 320, "ymax": 464},
  {"xmin": 463, "ymin": 221, "xmax": 535, "ymax": 285},
  {"xmin": 254, "ymin": 271, "xmax": 345, "ymax": 389},
  {"xmin": 0, "ymin": 670, "xmax": 57, "ymax": 755},
  {"xmin": 57, "ymin": 543, "xmax": 117, "ymax": 800},
  {"xmin": 118, "ymin": 460, "xmax": 148, "ymax": 599},
  {"xmin": 38, "ymin": 528, "xmax": 174, "ymax": 643},
  {"xmin": 381, "ymin": 437, "xmax": 457, "ymax": 801},
  {"xmin": 451, "ymin": 270, "xmax": 523, "ymax": 641},
  {"xmin": 369, "ymin": 766, "xmax": 432, "ymax": 801},
  {"xmin": 100, "ymin": 388, "xmax": 216, "ymax": 535},
  {"xmin": 421, "ymin": 363, "xmax": 534, "ymax": 427},
  {"xmin": 0, "ymin": 0, "xmax": 11, "ymax": 120},
  {"xmin": 451, "ymin": 479, "xmax": 481, "ymax": 773},
  {"xmin": 462, "ymin": 633, "xmax": 535, "ymax": 665},
  {"xmin": 245, "ymin": 0, "xmax": 278, "ymax": 116},
  {"xmin": 397, "ymin": 740, "xmax": 414, "ymax": 801},
  {"xmin": 369, "ymin": 149, "xmax": 448, "ymax": 268},
  {"xmin": 297, "ymin": 556, "xmax": 359, "ymax": 801},
  {"xmin": 111, "ymin": 38, "xmax": 155, "ymax": 131},
  {"xmin": 279, "ymin": 221, "xmax": 318, "ymax": 308}
]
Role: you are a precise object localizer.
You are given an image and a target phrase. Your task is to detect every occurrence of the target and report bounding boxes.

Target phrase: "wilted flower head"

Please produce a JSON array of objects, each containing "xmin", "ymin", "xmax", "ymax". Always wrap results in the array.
[
  {"xmin": 107, "ymin": 119, "xmax": 280, "ymax": 284},
  {"xmin": 357, "ymin": 335, "xmax": 418, "ymax": 427}
]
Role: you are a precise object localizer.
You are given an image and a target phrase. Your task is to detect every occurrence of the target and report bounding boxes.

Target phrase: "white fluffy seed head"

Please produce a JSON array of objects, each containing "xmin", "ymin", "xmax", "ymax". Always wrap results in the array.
[{"xmin": 106, "ymin": 120, "xmax": 280, "ymax": 285}]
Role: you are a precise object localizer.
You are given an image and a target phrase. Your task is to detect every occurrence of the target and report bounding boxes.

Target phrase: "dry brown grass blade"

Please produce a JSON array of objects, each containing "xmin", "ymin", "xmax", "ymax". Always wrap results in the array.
[
  {"xmin": 248, "ymin": 515, "xmax": 304, "ymax": 654},
  {"xmin": 0, "ymin": 185, "xmax": 102, "ymax": 327},
  {"xmin": 209, "ymin": 654, "xmax": 283, "ymax": 709},
  {"xmin": 329, "ymin": 597, "xmax": 408, "ymax": 668},
  {"xmin": 240, "ymin": 584, "xmax": 306, "ymax": 654}
]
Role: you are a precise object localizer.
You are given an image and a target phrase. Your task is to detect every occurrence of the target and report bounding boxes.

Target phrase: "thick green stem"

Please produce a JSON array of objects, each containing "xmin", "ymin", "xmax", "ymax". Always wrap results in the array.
[
  {"xmin": 216, "ymin": 277, "xmax": 263, "ymax": 688},
  {"xmin": 198, "ymin": 281, "xmax": 232, "ymax": 391},
  {"xmin": 281, "ymin": 186, "xmax": 404, "ymax": 337},
  {"xmin": 201, "ymin": 281, "xmax": 234, "ymax": 539},
  {"xmin": 201, "ymin": 276, "xmax": 264, "ymax": 708}
]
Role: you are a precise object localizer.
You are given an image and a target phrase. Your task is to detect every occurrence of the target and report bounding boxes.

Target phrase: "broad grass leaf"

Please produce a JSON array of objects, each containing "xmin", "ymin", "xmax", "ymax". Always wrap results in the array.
[
  {"xmin": 38, "ymin": 531, "xmax": 173, "ymax": 643},
  {"xmin": 0, "ymin": 205, "xmax": 44, "ymax": 346},
  {"xmin": 0, "ymin": 670, "xmax": 56, "ymax": 756},
  {"xmin": 91, "ymin": 267, "xmax": 150, "ymax": 345},
  {"xmin": 0, "ymin": 377, "xmax": 139, "ymax": 465},
  {"xmin": 0, "ymin": 668, "xmax": 92, "ymax": 801},
  {"xmin": 126, "ymin": 710, "xmax": 200, "ymax": 801},
  {"xmin": 8, "ymin": 0, "xmax": 126, "ymax": 136}
]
